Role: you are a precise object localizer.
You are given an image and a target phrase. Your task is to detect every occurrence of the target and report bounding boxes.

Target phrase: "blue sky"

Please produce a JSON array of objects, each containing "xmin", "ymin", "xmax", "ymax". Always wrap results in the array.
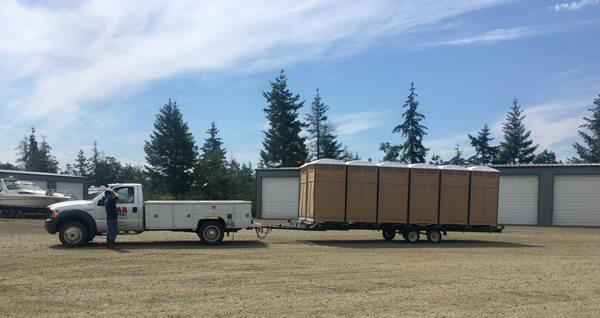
[{"xmin": 1, "ymin": 0, "xmax": 599, "ymax": 167}]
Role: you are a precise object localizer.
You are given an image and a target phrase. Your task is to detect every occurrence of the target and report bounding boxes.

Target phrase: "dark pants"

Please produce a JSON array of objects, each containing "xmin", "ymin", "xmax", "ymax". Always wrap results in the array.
[{"xmin": 106, "ymin": 218, "xmax": 118, "ymax": 247}]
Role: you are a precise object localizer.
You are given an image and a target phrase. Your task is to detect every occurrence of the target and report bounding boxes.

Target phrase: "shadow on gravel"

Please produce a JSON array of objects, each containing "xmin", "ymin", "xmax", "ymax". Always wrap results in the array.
[
  {"xmin": 299, "ymin": 239, "xmax": 538, "ymax": 249},
  {"xmin": 49, "ymin": 240, "xmax": 268, "ymax": 251}
]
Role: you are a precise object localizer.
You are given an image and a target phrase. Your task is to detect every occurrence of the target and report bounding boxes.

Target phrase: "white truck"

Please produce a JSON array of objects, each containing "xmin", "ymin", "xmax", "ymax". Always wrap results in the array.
[{"xmin": 44, "ymin": 183, "xmax": 257, "ymax": 247}]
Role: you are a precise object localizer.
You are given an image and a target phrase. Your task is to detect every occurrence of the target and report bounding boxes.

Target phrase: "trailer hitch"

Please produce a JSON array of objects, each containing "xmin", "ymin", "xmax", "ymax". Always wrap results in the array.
[{"xmin": 255, "ymin": 227, "xmax": 272, "ymax": 239}]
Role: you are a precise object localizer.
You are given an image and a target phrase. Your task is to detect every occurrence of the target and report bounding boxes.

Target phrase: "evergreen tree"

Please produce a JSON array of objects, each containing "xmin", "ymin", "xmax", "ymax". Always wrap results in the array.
[
  {"xmin": 15, "ymin": 128, "xmax": 58, "ymax": 173},
  {"xmin": 194, "ymin": 122, "xmax": 230, "ymax": 199},
  {"xmin": 93, "ymin": 156, "xmax": 122, "ymax": 186},
  {"xmin": 447, "ymin": 145, "xmax": 467, "ymax": 165},
  {"xmin": 498, "ymin": 98, "xmax": 538, "ymax": 164},
  {"xmin": 87, "ymin": 141, "xmax": 102, "ymax": 185},
  {"xmin": 0, "ymin": 162, "xmax": 19, "ymax": 170},
  {"xmin": 228, "ymin": 159, "xmax": 255, "ymax": 202},
  {"xmin": 62, "ymin": 163, "xmax": 76, "ymax": 175},
  {"xmin": 533, "ymin": 149, "xmax": 559, "ymax": 164},
  {"xmin": 428, "ymin": 154, "xmax": 445, "ymax": 165},
  {"xmin": 144, "ymin": 99, "xmax": 198, "ymax": 199},
  {"xmin": 381, "ymin": 82, "xmax": 428, "ymax": 163},
  {"xmin": 339, "ymin": 146, "xmax": 360, "ymax": 161},
  {"xmin": 38, "ymin": 137, "xmax": 59, "ymax": 173},
  {"xmin": 16, "ymin": 127, "xmax": 40, "ymax": 170},
  {"xmin": 468, "ymin": 123, "xmax": 499, "ymax": 164},
  {"xmin": 260, "ymin": 71, "xmax": 308, "ymax": 167},
  {"xmin": 573, "ymin": 95, "xmax": 600, "ymax": 163},
  {"xmin": 305, "ymin": 88, "xmax": 342, "ymax": 159},
  {"xmin": 74, "ymin": 149, "xmax": 88, "ymax": 176}
]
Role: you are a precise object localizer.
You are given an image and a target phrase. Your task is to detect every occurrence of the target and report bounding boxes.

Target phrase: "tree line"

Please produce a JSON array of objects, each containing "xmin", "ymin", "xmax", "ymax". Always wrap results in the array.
[{"xmin": 2, "ymin": 71, "xmax": 600, "ymax": 200}]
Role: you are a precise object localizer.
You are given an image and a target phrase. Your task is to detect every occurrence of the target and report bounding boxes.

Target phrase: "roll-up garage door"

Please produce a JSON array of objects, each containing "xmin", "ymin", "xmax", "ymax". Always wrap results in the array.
[
  {"xmin": 261, "ymin": 177, "xmax": 299, "ymax": 219},
  {"xmin": 498, "ymin": 175, "xmax": 538, "ymax": 225},
  {"xmin": 56, "ymin": 182, "xmax": 84, "ymax": 200},
  {"xmin": 553, "ymin": 175, "xmax": 600, "ymax": 226}
]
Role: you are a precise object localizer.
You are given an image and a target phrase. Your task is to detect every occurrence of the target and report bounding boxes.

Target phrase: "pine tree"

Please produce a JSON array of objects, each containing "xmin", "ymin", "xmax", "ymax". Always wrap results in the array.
[
  {"xmin": 144, "ymin": 99, "xmax": 198, "ymax": 199},
  {"xmin": 468, "ymin": 123, "xmax": 499, "ymax": 164},
  {"xmin": 573, "ymin": 95, "xmax": 600, "ymax": 163},
  {"xmin": 194, "ymin": 122, "xmax": 230, "ymax": 199},
  {"xmin": 15, "ymin": 128, "xmax": 58, "ymax": 173},
  {"xmin": 38, "ymin": 137, "xmax": 58, "ymax": 173},
  {"xmin": 447, "ymin": 145, "xmax": 467, "ymax": 165},
  {"xmin": 0, "ymin": 162, "xmax": 18, "ymax": 170},
  {"xmin": 16, "ymin": 127, "xmax": 40, "ymax": 170},
  {"xmin": 533, "ymin": 149, "xmax": 559, "ymax": 164},
  {"xmin": 228, "ymin": 159, "xmax": 255, "ymax": 202},
  {"xmin": 381, "ymin": 82, "xmax": 428, "ymax": 163},
  {"xmin": 498, "ymin": 98, "xmax": 538, "ymax": 164},
  {"xmin": 260, "ymin": 71, "xmax": 308, "ymax": 167},
  {"xmin": 339, "ymin": 146, "xmax": 360, "ymax": 161},
  {"xmin": 305, "ymin": 88, "xmax": 342, "ymax": 159},
  {"xmin": 74, "ymin": 149, "xmax": 88, "ymax": 176},
  {"xmin": 429, "ymin": 154, "xmax": 445, "ymax": 165}
]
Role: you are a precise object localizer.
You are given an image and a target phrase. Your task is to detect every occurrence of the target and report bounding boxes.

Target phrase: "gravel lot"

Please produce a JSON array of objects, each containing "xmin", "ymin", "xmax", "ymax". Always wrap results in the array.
[{"xmin": 1, "ymin": 219, "xmax": 599, "ymax": 317}]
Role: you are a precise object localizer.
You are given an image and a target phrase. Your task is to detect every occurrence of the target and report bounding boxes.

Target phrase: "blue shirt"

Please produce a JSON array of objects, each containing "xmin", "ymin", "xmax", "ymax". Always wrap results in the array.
[{"xmin": 105, "ymin": 196, "xmax": 118, "ymax": 220}]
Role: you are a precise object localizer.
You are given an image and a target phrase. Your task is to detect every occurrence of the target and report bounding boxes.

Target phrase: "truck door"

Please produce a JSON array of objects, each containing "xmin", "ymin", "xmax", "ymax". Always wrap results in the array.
[{"xmin": 113, "ymin": 186, "xmax": 143, "ymax": 231}]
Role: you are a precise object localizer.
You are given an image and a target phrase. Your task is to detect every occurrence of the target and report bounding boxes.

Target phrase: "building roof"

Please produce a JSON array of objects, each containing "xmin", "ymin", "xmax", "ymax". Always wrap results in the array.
[{"xmin": 0, "ymin": 169, "xmax": 86, "ymax": 179}]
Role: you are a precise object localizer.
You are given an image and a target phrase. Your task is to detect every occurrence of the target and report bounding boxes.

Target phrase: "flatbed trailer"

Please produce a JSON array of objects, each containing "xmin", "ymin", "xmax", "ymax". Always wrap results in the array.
[{"xmin": 258, "ymin": 218, "xmax": 504, "ymax": 243}]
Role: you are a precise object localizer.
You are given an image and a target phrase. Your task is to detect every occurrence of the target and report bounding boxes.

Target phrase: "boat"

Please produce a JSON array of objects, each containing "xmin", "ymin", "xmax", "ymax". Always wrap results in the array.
[{"xmin": 0, "ymin": 177, "xmax": 74, "ymax": 217}]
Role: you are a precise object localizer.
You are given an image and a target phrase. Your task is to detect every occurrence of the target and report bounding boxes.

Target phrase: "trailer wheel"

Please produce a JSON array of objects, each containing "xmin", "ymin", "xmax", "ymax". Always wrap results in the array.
[
  {"xmin": 197, "ymin": 221, "xmax": 224, "ymax": 245},
  {"xmin": 59, "ymin": 222, "xmax": 89, "ymax": 247},
  {"xmin": 404, "ymin": 229, "xmax": 420, "ymax": 243},
  {"xmin": 427, "ymin": 230, "xmax": 442, "ymax": 243},
  {"xmin": 382, "ymin": 230, "xmax": 396, "ymax": 241}
]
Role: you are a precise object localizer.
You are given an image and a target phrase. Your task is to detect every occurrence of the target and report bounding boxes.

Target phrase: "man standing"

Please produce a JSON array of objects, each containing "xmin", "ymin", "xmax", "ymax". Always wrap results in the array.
[{"xmin": 104, "ymin": 189, "xmax": 119, "ymax": 248}]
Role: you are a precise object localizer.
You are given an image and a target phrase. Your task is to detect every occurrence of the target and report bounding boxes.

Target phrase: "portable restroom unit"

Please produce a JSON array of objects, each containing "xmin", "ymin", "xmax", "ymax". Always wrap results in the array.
[
  {"xmin": 299, "ymin": 159, "xmax": 346, "ymax": 222},
  {"xmin": 439, "ymin": 165, "xmax": 469, "ymax": 224},
  {"xmin": 345, "ymin": 161, "xmax": 378, "ymax": 222},
  {"xmin": 468, "ymin": 166, "xmax": 500, "ymax": 225},
  {"xmin": 408, "ymin": 163, "xmax": 440, "ymax": 224},
  {"xmin": 377, "ymin": 162, "xmax": 409, "ymax": 223}
]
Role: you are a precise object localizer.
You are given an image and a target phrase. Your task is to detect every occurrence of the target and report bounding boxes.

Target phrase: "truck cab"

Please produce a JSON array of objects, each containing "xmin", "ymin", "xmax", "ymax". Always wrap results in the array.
[{"xmin": 44, "ymin": 183, "xmax": 255, "ymax": 247}]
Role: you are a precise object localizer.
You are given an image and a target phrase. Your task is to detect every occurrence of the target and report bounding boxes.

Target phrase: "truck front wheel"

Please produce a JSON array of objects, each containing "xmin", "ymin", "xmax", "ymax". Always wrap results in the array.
[
  {"xmin": 59, "ymin": 222, "xmax": 89, "ymax": 247},
  {"xmin": 197, "ymin": 221, "xmax": 224, "ymax": 245}
]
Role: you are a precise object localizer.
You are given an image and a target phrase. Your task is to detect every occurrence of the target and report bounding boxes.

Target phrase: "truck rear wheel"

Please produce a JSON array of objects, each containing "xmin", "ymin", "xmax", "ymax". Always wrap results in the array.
[
  {"xmin": 382, "ymin": 230, "xmax": 396, "ymax": 241},
  {"xmin": 404, "ymin": 229, "xmax": 420, "ymax": 243},
  {"xmin": 59, "ymin": 222, "xmax": 89, "ymax": 247},
  {"xmin": 427, "ymin": 230, "xmax": 442, "ymax": 243},
  {"xmin": 197, "ymin": 221, "xmax": 224, "ymax": 245}
]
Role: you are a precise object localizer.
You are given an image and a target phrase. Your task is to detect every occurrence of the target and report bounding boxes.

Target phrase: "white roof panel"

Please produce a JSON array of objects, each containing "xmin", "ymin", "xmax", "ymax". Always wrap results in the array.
[
  {"xmin": 377, "ymin": 162, "xmax": 409, "ymax": 168},
  {"xmin": 440, "ymin": 165, "xmax": 468, "ymax": 171},
  {"xmin": 346, "ymin": 160, "xmax": 376, "ymax": 166},
  {"xmin": 467, "ymin": 166, "xmax": 500, "ymax": 172},
  {"xmin": 300, "ymin": 158, "xmax": 345, "ymax": 168},
  {"xmin": 408, "ymin": 163, "xmax": 439, "ymax": 169}
]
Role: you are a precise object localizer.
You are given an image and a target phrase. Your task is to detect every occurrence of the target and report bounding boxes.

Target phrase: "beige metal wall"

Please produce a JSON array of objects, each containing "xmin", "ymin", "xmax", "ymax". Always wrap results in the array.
[
  {"xmin": 409, "ymin": 168, "xmax": 440, "ymax": 224},
  {"xmin": 439, "ymin": 170, "xmax": 469, "ymax": 224},
  {"xmin": 377, "ymin": 167, "xmax": 409, "ymax": 223},
  {"xmin": 312, "ymin": 164, "xmax": 346, "ymax": 222},
  {"xmin": 346, "ymin": 165, "xmax": 378, "ymax": 222},
  {"xmin": 469, "ymin": 171, "xmax": 499, "ymax": 225}
]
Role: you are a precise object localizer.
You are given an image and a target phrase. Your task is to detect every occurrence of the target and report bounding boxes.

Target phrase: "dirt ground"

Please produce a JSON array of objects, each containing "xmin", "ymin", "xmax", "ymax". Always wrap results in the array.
[{"xmin": 1, "ymin": 219, "xmax": 599, "ymax": 317}]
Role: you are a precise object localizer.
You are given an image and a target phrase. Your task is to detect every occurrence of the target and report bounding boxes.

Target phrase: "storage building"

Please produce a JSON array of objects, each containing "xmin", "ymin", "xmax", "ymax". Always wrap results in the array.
[
  {"xmin": 345, "ymin": 160, "xmax": 378, "ymax": 222},
  {"xmin": 408, "ymin": 163, "xmax": 440, "ymax": 224},
  {"xmin": 377, "ymin": 162, "xmax": 409, "ymax": 223},
  {"xmin": 439, "ymin": 165, "xmax": 469, "ymax": 224}
]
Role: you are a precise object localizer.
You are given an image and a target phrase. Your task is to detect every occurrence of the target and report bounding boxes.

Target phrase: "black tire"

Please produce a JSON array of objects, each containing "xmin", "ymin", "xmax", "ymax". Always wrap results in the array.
[
  {"xmin": 382, "ymin": 230, "xmax": 396, "ymax": 241},
  {"xmin": 59, "ymin": 222, "xmax": 89, "ymax": 247},
  {"xmin": 197, "ymin": 221, "xmax": 224, "ymax": 245},
  {"xmin": 404, "ymin": 229, "xmax": 420, "ymax": 243},
  {"xmin": 427, "ymin": 230, "xmax": 442, "ymax": 243}
]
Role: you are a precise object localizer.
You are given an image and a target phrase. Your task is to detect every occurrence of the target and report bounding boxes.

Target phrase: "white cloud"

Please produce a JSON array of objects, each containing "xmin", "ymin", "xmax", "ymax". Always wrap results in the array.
[
  {"xmin": 425, "ymin": 132, "xmax": 475, "ymax": 159},
  {"xmin": 334, "ymin": 111, "xmax": 393, "ymax": 136},
  {"xmin": 423, "ymin": 27, "xmax": 534, "ymax": 47},
  {"xmin": 550, "ymin": 0, "xmax": 600, "ymax": 11},
  {"xmin": 0, "ymin": 0, "xmax": 508, "ymax": 123}
]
